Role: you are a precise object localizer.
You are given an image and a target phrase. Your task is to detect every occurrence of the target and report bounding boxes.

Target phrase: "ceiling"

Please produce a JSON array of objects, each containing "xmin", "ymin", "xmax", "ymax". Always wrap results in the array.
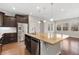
[{"xmin": 0, "ymin": 3, "xmax": 79, "ymax": 21}]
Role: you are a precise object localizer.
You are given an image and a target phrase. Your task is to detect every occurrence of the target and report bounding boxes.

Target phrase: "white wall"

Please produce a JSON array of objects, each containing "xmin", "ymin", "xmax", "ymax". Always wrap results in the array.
[
  {"xmin": 55, "ymin": 17, "xmax": 79, "ymax": 38},
  {"xmin": 44, "ymin": 20, "xmax": 54, "ymax": 34},
  {"xmin": 29, "ymin": 16, "xmax": 41, "ymax": 33},
  {"xmin": 28, "ymin": 15, "xmax": 79, "ymax": 38}
]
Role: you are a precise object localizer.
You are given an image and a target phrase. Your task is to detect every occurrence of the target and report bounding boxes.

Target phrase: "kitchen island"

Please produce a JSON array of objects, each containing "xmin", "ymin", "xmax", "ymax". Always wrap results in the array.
[{"xmin": 25, "ymin": 33, "xmax": 63, "ymax": 55}]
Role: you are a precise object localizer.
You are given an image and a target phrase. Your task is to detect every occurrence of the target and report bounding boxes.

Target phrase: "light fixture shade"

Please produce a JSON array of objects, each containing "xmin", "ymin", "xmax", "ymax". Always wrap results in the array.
[
  {"xmin": 50, "ymin": 18, "xmax": 53, "ymax": 21},
  {"xmin": 12, "ymin": 7, "xmax": 15, "ymax": 10},
  {"xmin": 43, "ymin": 20, "xmax": 46, "ymax": 23},
  {"xmin": 38, "ymin": 21, "xmax": 41, "ymax": 23},
  {"xmin": 36, "ymin": 6, "xmax": 40, "ymax": 10}
]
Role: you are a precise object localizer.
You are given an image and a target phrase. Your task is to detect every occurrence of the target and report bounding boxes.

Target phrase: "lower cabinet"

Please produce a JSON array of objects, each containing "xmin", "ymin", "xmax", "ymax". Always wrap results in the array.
[
  {"xmin": 2, "ymin": 33, "xmax": 17, "ymax": 44},
  {"xmin": 25, "ymin": 35, "xmax": 31, "ymax": 52},
  {"xmin": 25, "ymin": 35, "xmax": 40, "ymax": 55},
  {"xmin": 0, "ymin": 44, "xmax": 2, "ymax": 54},
  {"xmin": 31, "ymin": 38, "xmax": 40, "ymax": 55}
]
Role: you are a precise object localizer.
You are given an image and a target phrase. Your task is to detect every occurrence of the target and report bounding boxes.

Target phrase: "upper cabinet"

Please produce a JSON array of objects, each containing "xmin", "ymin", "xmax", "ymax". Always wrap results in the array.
[
  {"xmin": 15, "ymin": 14, "xmax": 28, "ymax": 23},
  {"xmin": 0, "ymin": 12, "xmax": 29, "ymax": 27},
  {"xmin": 3, "ymin": 16, "xmax": 16, "ymax": 27},
  {"xmin": 0, "ymin": 12, "xmax": 4, "ymax": 26}
]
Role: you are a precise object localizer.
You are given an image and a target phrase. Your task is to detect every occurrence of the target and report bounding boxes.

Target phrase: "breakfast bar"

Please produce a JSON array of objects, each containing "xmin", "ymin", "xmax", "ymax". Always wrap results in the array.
[{"xmin": 25, "ymin": 33, "xmax": 63, "ymax": 55}]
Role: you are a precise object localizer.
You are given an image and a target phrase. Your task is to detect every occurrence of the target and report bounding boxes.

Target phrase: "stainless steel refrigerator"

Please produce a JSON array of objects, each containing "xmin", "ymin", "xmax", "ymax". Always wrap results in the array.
[{"xmin": 17, "ymin": 23, "xmax": 28, "ymax": 42}]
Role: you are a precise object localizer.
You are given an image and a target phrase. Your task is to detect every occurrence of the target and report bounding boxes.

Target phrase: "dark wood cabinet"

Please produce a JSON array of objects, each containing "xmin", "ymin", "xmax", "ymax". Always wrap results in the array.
[
  {"xmin": 3, "ymin": 14, "xmax": 29, "ymax": 27},
  {"xmin": 15, "ymin": 14, "xmax": 28, "ymax": 23},
  {"xmin": 3, "ymin": 16, "xmax": 16, "ymax": 27},
  {"xmin": 31, "ymin": 38, "xmax": 40, "ymax": 55},
  {"xmin": 0, "ymin": 12, "xmax": 29, "ymax": 27},
  {"xmin": 2, "ymin": 33, "xmax": 17, "ymax": 44},
  {"xmin": 0, "ymin": 44, "xmax": 2, "ymax": 54},
  {"xmin": 0, "ymin": 12, "xmax": 4, "ymax": 26},
  {"xmin": 25, "ymin": 35, "xmax": 31, "ymax": 52},
  {"xmin": 25, "ymin": 34, "xmax": 40, "ymax": 55}
]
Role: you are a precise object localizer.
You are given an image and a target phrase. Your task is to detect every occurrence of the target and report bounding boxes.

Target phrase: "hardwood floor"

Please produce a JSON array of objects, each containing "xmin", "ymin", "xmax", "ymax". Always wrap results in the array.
[
  {"xmin": 1, "ymin": 42, "xmax": 30, "ymax": 55},
  {"xmin": 1, "ymin": 37, "xmax": 79, "ymax": 55},
  {"xmin": 61, "ymin": 37, "xmax": 79, "ymax": 55}
]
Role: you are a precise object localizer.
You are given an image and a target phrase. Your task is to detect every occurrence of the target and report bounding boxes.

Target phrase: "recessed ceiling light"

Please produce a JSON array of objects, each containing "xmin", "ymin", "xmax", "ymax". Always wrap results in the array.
[
  {"xmin": 13, "ymin": 7, "xmax": 15, "ymax": 10},
  {"xmin": 50, "ymin": 18, "xmax": 53, "ymax": 21},
  {"xmin": 36, "ymin": 6, "xmax": 40, "ymax": 10},
  {"xmin": 43, "ymin": 20, "xmax": 46, "ymax": 23},
  {"xmin": 38, "ymin": 21, "xmax": 41, "ymax": 23}
]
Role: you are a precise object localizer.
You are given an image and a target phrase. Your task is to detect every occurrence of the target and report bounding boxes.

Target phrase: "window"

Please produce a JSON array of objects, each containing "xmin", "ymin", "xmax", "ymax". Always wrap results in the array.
[
  {"xmin": 57, "ymin": 25, "xmax": 61, "ymax": 31},
  {"xmin": 63, "ymin": 23, "xmax": 69, "ymax": 31},
  {"xmin": 48, "ymin": 24, "xmax": 53, "ymax": 31},
  {"xmin": 48, "ymin": 24, "xmax": 50, "ymax": 31},
  {"xmin": 51, "ymin": 24, "xmax": 53, "ymax": 31},
  {"xmin": 71, "ymin": 23, "xmax": 79, "ymax": 31}
]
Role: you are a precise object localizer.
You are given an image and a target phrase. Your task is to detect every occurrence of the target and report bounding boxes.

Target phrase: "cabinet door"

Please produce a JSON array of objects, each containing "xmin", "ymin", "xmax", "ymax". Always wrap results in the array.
[
  {"xmin": 25, "ymin": 35, "xmax": 31, "ymax": 52},
  {"xmin": 15, "ymin": 14, "xmax": 28, "ymax": 23},
  {"xmin": 31, "ymin": 38, "xmax": 40, "ymax": 55},
  {"xmin": 2, "ymin": 33, "xmax": 17, "ymax": 44},
  {"xmin": 0, "ymin": 44, "xmax": 2, "ymax": 54},
  {"xmin": 3, "ymin": 16, "xmax": 16, "ymax": 27},
  {"xmin": 0, "ymin": 12, "xmax": 4, "ymax": 26}
]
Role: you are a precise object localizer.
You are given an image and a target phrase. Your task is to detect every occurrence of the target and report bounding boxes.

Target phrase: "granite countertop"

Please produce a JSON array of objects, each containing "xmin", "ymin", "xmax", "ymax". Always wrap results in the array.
[{"xmin": 25, "ymin": 33, "xmax": 63, "ymax": 45}]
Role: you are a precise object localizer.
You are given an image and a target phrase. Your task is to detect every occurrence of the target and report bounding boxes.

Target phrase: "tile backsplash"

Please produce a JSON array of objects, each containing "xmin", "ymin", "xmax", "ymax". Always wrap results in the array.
[{"xmin": 0, "ymin": 27, "xmax": 16, "ymax": 33}]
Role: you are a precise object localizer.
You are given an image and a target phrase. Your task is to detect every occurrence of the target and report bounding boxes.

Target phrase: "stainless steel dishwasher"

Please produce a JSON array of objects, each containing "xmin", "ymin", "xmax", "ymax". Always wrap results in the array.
[{"xmin": 31, "ymin": 37, "xmax": 40, "ymax": 55}]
